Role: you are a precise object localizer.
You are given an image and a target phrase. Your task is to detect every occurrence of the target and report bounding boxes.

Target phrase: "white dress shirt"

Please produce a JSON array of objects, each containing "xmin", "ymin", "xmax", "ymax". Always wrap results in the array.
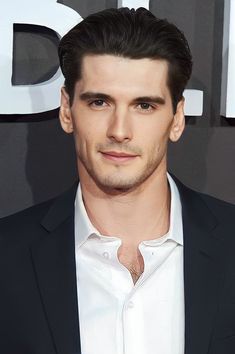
[{"xmin": 74, "ymin": 174, "xmax": 184, "ymax": 354}]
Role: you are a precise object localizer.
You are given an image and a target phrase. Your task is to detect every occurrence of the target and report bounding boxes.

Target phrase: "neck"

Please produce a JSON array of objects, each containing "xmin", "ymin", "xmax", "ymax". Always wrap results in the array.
[{"xmin": 79, "ymin": 166, "xmax": 171, "ymax": 247}]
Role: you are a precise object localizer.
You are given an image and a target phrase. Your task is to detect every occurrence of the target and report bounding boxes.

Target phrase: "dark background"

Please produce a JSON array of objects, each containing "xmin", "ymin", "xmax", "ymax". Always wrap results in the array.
[{"xmin": 1, "ymin": 0, "xmax": 234, "ymax": 217}]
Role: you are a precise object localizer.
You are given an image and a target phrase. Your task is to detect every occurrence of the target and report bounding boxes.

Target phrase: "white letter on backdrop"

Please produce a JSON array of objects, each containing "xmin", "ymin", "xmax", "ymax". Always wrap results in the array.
[
  {"xmin": 221, "ymin": 0, "xmax": 235, "ymax": 118},
  {"xmin": 118, "ymin": 0, "xmax": 150, "ymax": 9},
  {"xmin": 0, "ymin": 0, "xmax": 82, "ymax": 114}
]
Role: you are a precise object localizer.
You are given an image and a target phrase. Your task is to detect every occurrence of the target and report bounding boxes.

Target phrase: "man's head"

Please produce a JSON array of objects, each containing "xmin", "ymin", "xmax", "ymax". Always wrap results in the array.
[
  {"xmin": 58, "ymin": 7, "xmax": 192, "ymax": 113},
  {"xmin": 58, "ymin": 8, "xmax": 192, "ymax": 193}
]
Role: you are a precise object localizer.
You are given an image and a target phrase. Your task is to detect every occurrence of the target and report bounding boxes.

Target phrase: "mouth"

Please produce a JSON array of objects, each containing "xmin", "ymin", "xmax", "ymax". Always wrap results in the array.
[{"xmin": 100, "ymin": 151, "xmax": 139, "ymax": 163}]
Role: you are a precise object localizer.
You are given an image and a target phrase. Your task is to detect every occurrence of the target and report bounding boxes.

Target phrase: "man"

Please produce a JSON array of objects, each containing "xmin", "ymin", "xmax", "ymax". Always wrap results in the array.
[{"xmin": 0, "ymin": 7, "xmax": 235, "ymax": 354}]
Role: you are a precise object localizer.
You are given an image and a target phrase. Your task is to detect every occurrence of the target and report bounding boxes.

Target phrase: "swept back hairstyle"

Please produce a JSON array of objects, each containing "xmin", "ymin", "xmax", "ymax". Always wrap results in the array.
[{"xmin": 58, "ymin": 7, "xmax": 192, "ymax": 112}]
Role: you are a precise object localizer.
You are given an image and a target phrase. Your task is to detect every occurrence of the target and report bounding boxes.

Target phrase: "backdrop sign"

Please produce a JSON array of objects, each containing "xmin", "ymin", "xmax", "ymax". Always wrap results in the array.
[
  {"xmin": 0, "ymin": 0, "xmax": 81, "ymax": 114},
  {"xmin": 1, "ymin": 0, "xmax": 233, "ymax": 117},
  {"xmin": 221, "ymin": 0, "xmax": 235, "ymax": 118}
]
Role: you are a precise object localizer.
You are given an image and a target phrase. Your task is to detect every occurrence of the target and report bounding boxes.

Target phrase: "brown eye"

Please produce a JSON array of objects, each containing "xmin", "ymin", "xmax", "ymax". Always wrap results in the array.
[
  {"xmin": 140, "ymin": 103, "xmax": 151, "ymax": 110},
  {"xmin": 92, "ymin": 100, "xmax": 105, "ymax": 106},
  {"xmin": 89, "ymin": 99, "xmax": 109, "ymax": 109}
]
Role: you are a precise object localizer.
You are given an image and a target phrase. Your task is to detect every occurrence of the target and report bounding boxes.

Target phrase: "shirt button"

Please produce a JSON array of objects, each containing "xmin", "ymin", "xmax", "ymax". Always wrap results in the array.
[
  {"xmin": 102, "ymin": 251, "xmax": 110, "ymax": 259},
  {"xmin": 128, "ymin": 301, "xmax": 134, "ymax": 309}
]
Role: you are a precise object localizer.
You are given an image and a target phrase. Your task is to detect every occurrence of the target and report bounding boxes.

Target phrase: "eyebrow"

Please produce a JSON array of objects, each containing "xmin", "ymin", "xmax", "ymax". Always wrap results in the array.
[
  {"xmin": 79, "ymin": 92, "xmax": 114, "ymax": 102},
  {"xmin": 79, "ymin": 92, "xmax": 166, "ymax": 105},
  {"xmin": 133, "ymin": 96, "xmax": 166, "ymax": 105}
]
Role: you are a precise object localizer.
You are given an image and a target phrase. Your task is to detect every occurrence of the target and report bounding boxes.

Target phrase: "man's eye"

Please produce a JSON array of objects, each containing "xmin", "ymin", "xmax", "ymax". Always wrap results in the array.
[
  {"xmin": 138, "ymin": 103, "xmax": 154, "ymax": 111},
  {"xmin": 90, "ymin": 100, "xmax": 106, "ymax": 107}
]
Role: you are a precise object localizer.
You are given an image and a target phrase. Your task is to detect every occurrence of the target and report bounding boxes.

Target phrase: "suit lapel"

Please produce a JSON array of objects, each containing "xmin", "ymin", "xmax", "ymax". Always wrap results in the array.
[
  {"xmin": 175, "ymin": 178, "xmax": 226, "ymax": 354},
  {"xmin": 31, "ymin": 182, "xmax": 81, "ymax": 354}
]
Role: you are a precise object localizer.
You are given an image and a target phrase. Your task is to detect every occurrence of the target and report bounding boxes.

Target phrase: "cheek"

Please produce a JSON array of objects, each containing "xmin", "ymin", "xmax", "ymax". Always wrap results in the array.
[
  {"xmin": 73, "ymin": 121, "xmax": 104, "ymax": 160},
  {"xmin": 142, "ymin": 127, "xmax": 170, "ymax": 161}
]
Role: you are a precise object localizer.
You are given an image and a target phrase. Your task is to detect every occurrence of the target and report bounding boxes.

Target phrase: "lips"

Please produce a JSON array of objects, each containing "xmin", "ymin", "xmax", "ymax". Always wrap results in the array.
[
  {"xmin": 100, "ymin": 151, "xmax": 138, "ymax": 162},
  {"xmin": 102, "ymin": 151, "xmax": 137, "ymax": 157}
]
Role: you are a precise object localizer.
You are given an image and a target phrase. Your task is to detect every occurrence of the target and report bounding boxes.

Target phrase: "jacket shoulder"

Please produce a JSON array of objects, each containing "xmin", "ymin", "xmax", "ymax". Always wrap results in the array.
[
  {"xmin": 172, "ymin": 172, "xmax": 235, "ymax": 216},
  {"xmin": 196, "ymin": 190, "xmax": 235, "ymax": 219},
  {"xmin": 183, "ymin": 186, "xmax": 235, "ymax": 234},
  {"xmin": 0, "ymin": 181, "xmax": 78, "ymax": 243},
  {"xmin": 172, "ymin": 173, "xmax": 235, "ymax": 229},
  {"xmin": 0, "ymin": 197, "xmax": 55, "ymax": 242}
]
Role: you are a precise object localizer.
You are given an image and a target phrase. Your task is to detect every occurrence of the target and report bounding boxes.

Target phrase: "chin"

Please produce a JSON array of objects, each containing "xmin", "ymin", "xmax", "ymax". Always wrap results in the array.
[
  {"xmin": 84, "ymin": 159, "xmax": 160, "ymax": 193},
  {"xmin": 93, "ymin": 173, "xmax": 147, "ymax": 194}
]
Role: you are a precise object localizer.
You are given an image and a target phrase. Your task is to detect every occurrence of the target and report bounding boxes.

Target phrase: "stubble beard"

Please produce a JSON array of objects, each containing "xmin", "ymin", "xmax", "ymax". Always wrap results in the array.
[{"xmin": 79, "ymin": 147, "xmax": 164, "ymax": 194}]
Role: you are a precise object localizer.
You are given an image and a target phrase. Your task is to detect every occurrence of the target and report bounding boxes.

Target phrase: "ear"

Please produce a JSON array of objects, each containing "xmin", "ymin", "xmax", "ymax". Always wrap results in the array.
[
  {"xmin": 169, "ymin": 98, "xmax": 185, "ymax": 142},
  {"xmin": 59, "ymin": 87, "xmax": 74, "ymax": 134}
]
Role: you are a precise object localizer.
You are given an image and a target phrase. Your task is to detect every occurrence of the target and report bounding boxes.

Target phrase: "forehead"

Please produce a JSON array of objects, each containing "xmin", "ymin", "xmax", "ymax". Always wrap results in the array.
[{"xmin": 77, "ymin": 54, "xmax": 170, "ymax": 98}]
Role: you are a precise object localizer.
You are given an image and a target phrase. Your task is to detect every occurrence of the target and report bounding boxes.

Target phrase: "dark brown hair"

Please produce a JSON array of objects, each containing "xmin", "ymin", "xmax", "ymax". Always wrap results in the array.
[{"xmin": 58, "ymin": 7, "xmax": 192, "ymax": 112}]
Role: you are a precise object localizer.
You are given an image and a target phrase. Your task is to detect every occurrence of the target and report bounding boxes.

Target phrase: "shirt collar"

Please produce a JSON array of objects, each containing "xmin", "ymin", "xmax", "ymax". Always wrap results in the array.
[
  {"xmin": 166, "ymin": 173, "xmax": 183, "ymax": 246},
  {"xmin": 74, "ymin": 172, "xmax": 183, "ymax": 248}
]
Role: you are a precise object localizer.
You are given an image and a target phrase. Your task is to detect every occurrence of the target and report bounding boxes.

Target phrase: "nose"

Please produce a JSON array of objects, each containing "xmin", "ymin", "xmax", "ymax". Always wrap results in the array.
[{"xmin": 106, "ymin": 107, "xmax": 133, "ymax": 143}]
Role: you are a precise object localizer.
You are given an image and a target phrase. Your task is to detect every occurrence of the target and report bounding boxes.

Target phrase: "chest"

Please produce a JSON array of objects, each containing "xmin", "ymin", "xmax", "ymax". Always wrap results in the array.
[{"xmin": 75, "ymin": 241, "xmax": 184, "ymax": 354}]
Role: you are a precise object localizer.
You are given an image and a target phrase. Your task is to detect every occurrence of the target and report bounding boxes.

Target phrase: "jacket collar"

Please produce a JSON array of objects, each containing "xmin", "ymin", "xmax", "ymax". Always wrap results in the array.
[{"xmin": 31, "ymin": 180, "xmax": 80, "ymax": 354}]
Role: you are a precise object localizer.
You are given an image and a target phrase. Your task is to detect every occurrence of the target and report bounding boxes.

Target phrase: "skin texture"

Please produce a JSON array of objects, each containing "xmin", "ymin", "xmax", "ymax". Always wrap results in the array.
[{"xmin": 59, "ymin": 54, "xmax": 185, "ymax": 283}]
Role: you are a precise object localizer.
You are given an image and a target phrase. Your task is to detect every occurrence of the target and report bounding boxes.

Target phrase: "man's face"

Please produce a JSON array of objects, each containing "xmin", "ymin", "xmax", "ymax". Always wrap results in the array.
[{"xmin": 60, "ymin": 55, "xmax": 185, "ymax": 192}]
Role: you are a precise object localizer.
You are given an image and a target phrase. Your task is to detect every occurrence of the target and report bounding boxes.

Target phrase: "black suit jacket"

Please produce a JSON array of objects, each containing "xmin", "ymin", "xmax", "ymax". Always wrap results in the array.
[{"xmin": 1, "ymin": 176, "xmax": 235, "ymax": 354}]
